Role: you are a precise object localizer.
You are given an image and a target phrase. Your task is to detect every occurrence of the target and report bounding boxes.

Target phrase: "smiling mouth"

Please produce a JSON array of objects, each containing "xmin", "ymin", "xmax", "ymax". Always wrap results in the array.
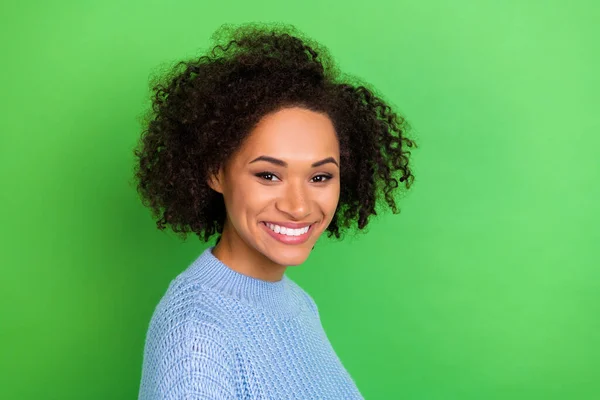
[
  {"xmin": 260, "ymin": 221, "xmax": 316, "ymax": 244},
  {"xmin": 262, "ymin": 221, "xmax": 313, "ymax": 232}
]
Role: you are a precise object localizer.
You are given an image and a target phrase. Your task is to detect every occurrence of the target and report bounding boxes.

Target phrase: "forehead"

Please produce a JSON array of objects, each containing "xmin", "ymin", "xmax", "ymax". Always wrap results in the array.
[{"xmin": 237, "ymin": 107, "xmax": 339, "ymax": 161}]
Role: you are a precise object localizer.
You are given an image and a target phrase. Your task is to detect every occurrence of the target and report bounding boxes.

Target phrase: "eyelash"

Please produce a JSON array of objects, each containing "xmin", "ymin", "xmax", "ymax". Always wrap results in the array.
[{"xmin": 255, "ymin": 172, "xmax": 333, "ymax": 183}]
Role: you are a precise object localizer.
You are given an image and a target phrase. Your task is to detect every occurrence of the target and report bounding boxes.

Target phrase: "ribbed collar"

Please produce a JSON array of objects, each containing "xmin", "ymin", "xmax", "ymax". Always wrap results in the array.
[{"xmin": 186, "ymin": 246, "xmax": 303, "ymax": 319}]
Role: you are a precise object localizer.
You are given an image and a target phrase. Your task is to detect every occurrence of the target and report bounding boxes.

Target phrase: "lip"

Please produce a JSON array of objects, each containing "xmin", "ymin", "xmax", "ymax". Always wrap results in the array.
[
  {"xmin": 261, "ymin": 221, "xmax": 315, "ymax": 245},
  {"xmin": 262, "ymin": 221, "xmax": 314, "ymax": 229}
]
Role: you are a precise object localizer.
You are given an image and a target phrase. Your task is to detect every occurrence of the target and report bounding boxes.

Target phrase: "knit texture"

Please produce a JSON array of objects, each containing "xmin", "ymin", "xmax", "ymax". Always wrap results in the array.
[{"xmin": 138, "ymin": 246, "xmax": 364, "ymax": 399}]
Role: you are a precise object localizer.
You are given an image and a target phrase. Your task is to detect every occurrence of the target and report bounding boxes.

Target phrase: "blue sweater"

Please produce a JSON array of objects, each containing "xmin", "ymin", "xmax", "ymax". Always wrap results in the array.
[{"xmin": 138, "ymin": 246, "xmax": 364, "ymax": 399}]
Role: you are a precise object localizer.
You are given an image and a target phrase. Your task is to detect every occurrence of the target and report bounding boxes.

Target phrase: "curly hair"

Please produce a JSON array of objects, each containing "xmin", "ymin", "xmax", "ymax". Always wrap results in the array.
[{"xmin": 132, "ymin": 22, "xmax": 417, "ymax": 243}]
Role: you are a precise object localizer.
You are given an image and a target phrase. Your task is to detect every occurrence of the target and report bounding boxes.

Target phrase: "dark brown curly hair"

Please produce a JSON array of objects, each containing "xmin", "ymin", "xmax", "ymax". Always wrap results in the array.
[{"xmin": 132, "ymin": 22, "xmax": 417, "ymax": 244}]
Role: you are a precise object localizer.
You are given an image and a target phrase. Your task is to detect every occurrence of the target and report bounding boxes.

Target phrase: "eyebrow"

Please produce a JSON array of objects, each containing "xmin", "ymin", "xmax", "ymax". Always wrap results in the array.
[{"xmin": 249, "ymin": 155, "xmax": 339, "ymax": 168}]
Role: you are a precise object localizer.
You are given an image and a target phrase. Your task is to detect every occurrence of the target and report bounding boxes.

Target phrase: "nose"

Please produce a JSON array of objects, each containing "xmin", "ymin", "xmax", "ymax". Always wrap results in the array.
[{"xmin": 275, "ymin": 179, "xmax": 311, "ymax": 220}]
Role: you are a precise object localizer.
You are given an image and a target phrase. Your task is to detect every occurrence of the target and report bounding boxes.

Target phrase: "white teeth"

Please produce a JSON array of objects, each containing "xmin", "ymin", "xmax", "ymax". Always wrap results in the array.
[{"xmin": 266, "ymin": 223, "xmax": 310, "ymax": 236}]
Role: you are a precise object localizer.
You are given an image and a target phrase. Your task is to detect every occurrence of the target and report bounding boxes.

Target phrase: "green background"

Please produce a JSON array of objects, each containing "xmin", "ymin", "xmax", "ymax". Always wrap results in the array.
[{"xmin": 1, "ymin": 0, "xmax": 598, "ymax": 399}]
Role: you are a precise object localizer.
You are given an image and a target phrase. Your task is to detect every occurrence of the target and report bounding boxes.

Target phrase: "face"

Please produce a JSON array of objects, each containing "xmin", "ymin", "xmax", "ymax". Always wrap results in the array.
[{"xmin": 208, "ymin": 106, "xmax": 341, "ymax": 275}]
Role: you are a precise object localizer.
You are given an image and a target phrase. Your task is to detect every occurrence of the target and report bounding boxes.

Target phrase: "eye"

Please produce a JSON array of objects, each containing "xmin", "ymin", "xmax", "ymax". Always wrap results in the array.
[
  {"xmin": 255, "ymin": 172, "xmax": 280, "ymax": 182},
  {"xmin": 311, "ymin": 174, "xmax": 333, "ymax": 183}
]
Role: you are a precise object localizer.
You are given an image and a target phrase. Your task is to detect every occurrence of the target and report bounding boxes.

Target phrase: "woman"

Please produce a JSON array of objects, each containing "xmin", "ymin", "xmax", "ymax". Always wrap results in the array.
[{"xmin": 134, "ymin": 22, "xmax": 416, "ymax": 399}]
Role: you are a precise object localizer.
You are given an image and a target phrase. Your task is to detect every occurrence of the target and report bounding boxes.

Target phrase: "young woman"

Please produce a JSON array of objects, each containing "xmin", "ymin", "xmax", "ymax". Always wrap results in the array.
[{"xmin": 134, "ymin": 23, "xmax": 416, "ymax": 399}]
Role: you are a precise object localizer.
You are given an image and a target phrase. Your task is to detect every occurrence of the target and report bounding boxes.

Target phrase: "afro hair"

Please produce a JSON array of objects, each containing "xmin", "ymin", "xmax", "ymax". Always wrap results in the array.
[{"xmin": 133, "ymin": 22, "xmax": 417, "ymax": 243}]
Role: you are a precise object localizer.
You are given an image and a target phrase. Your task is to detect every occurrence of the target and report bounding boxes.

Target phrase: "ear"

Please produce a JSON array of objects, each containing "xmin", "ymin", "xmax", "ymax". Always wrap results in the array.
[{"xmin": 207, "ymin": 166, "xmax": 225, "ymax": 194}]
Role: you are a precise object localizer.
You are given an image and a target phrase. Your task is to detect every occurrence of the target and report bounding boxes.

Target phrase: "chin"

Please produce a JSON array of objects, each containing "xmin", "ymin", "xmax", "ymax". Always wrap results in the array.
[{"xmin": 266, "ymin": 247, "xmax": 311, "ymax": 267}]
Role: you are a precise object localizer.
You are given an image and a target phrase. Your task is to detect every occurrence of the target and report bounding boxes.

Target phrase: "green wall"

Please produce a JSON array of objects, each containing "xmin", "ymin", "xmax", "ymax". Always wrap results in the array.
[{"xmin": 1, "ymin": 1, "xmax": 598, "ymax": 399}]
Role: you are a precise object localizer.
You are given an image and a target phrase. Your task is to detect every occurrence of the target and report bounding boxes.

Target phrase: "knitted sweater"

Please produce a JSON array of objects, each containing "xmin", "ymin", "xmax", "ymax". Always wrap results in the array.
[{"xmin": 138, "ymin": 246, "xmax": 364, "ymax": 399}]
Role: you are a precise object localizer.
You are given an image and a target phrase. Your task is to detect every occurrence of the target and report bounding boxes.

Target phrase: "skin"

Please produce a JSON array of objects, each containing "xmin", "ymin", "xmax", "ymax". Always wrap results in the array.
[{"xmin": 207, "ymin": 106, "xmax": 341, "ymax": 282}]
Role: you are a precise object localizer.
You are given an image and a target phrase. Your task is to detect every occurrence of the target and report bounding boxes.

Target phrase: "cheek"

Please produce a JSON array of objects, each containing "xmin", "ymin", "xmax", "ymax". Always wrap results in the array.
[
  {"xmin": 226, "ymin": 180, "xmax": 272, "ymax": 215},
  {"xmin": 318, "ymin": 184, "xmax": 341, "ymax": 212},
  {"xmin": 222, "ymin": 178, "xmax": 248, "ymax": 216}
]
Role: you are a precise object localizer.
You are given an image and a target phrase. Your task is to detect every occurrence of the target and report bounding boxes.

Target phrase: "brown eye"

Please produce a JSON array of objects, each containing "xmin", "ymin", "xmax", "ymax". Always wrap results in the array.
[
  {"xmin": 255, "ymin": 172, "xmax": 280, "ymax": 182},
  {"xmin": 311, "ymin": 174, "xmax": 333, "ymax": 183}
]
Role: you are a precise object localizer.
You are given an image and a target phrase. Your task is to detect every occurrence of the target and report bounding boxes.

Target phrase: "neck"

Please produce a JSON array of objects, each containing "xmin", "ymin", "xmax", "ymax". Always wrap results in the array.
[{"xmin": 212, "ymin": 221, "xmax": 287, "ymax": 282}]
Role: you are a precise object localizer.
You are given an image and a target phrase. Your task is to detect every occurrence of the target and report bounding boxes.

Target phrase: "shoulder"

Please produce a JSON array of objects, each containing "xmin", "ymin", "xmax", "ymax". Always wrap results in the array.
[
  {"xmin": 139, "ymin": 274, "xmax": 237, "ymax": 399},
  {"xmin": 286, "ymin": 277, "xmax": 321, "ymax": 319},
  {"xmin": 148, "ymin": 270, "xmax": 233, "ymax": 336}
]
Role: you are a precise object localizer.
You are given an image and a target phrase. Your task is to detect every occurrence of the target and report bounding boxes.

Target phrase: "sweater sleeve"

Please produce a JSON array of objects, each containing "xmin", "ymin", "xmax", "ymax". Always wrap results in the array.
[{"xmin": 138, "ymin": 317, "xmax": 237, "ymax": 400}]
